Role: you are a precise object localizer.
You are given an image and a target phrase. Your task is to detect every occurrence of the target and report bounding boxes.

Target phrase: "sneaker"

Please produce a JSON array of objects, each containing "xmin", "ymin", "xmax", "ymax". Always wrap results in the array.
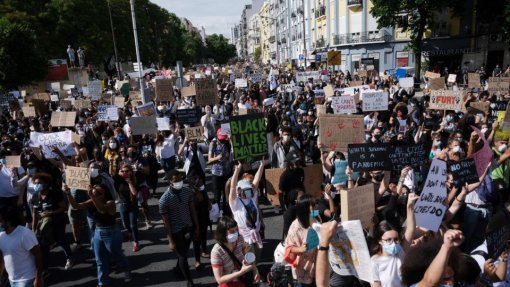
[
  {"xmin": 132, "ymin": 242, "xmax": 139, "ymax": 252},
  {"xmin": 64, "ymin": 258, "xmax": 74, "ymax": 270}
]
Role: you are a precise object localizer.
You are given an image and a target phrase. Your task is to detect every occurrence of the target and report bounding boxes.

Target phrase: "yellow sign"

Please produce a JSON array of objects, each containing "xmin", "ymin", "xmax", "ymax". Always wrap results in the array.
[{"xmin": 327, "ymin": 51, "xmax": 341, "ymax": 65}]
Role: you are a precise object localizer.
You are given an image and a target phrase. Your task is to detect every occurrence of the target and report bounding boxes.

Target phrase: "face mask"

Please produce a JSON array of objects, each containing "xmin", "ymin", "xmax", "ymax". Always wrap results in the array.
[
  {"xmin": 244, "ymin": 189, "xmax": 253, "ymax": 199},
  {"xmin": 172, "ymin": 181, "xmax": 183, "ymax": 190},
  {"xmin": 434, "ymin": 140, "xmax": 442, "ymax": 147},
  {"xmin": 446, "ymin": 116, "xmax": 453, "ymax": 122},
  {"xmin": 109, "ymin": 143, "xmax": 117, "ymax": 149},
  {"xmin": 481, "ymin": 128, "xmax": 488, "ymax": 134},
  {"xmin": 127, "ymin": 151, "xmax": 136, "ymax": 158},
  {"xmin": 373, "ymin": 174, "xmax": 384, "ymax": 182},
  {"xmin": 308, "ymin": 111, "xmax": 313, "ymax": 116},
  {"xmin": 330, "ymin": 192, "xmax": 337, "ymax": 198},
  {"xmin": 334, "ymin": 159, "xmax": 342, "ymax": 163},
  {"xmin": 452, "ymin": 146, "xmax": 461, "ymax": 153},
  {"xmin": 226, "ymin": 232, "xmax": 238, "ymax": 243},
  {"xmin": 33, "ymin": 183, "xmax": 44, "ymax": 194},
  {"xmin": 28, "ymin": 168, "xmax": 36, "ymax": 176},
  {"xmin": 438, "ymin": 284, "xmax": 454, "ymax": 287},
  {"xmin": 382, "ymin": 242, "xmax": 401, "ymax": 256},
  {"xmin": 90, "ymin": 168, "xmax": 99, "ymax": 178},
  {"xmin": 283, "ymin": 135, "xmax": 290, "ymax": 142},
  {"xmin": 498, "ymin": 144, "xmax": 508, "ymax": 153},
  {"xmin": 310, "ymin": 210, "xmax": 319, "ymax": 217}
]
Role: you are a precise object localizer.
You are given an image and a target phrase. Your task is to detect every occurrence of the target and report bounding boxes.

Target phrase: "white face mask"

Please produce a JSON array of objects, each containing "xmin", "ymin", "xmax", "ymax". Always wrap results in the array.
[
  {"xmin": 172, "ymin": 181, "xmax": 183, "ymax": 190},
  {"xmin": 283, "ymin": 135, "xmax": 290, "ymax": 142},
  {"xmin": 226, "ymin": 232, "xmax": 238, "ymax": 243},
  {"xmin": 452, "ymin": 146, "xmax": 461, "ymax": 153},
  {"xmin": 481, "ymin": 128, "xmax": 488, "ymax": 134},
  {"xmin": 109, "ymin": 143, "xmax": 117, "ymax": 149},
  {"xmin": 90, "ymin": 168, "xmax": 99, "ymax": 178},
  {"xmin": 498, "ymin": 144, "xmax": 508, "ymax": 153}
]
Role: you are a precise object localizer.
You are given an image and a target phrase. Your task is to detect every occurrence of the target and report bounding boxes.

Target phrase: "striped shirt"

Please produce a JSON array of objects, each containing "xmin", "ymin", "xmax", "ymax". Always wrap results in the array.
[
  {"xmin": 158, "ymin": 186, "xmax": 193, "ymax": 234},
  {"xmin": 211, "ymin": 237, "xmax": 246, "ymax": 275}
]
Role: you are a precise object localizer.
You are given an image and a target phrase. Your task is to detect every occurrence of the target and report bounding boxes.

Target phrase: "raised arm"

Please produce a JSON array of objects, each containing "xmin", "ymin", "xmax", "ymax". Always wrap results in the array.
[
  {"xmin": 403, "ymin": 193, "xmax": 419, "ymax": 252},
  {"xmin": 252, "ymin": 160, "xmax": 265, "ymax": 191},
  {"xmin": 229, "ymin": 163, "xmax": 241, "ymax": 204}
]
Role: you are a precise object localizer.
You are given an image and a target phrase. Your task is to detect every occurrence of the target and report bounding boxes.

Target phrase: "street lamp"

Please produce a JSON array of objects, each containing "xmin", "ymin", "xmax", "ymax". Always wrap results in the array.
[
  {"xmin": 259, "ymin": 15, "xmax": 279, "ymax": 65},
  {"xmin": 129, "ymin": 0, "xmax": 147, "ymax": 104},
  {"xmin": 302, "ymin": 0, "xmax": 307, "ymax": 68},
  {"xmin": 107, "ymin": 0, "xmax": 122, "ymax": 78}
]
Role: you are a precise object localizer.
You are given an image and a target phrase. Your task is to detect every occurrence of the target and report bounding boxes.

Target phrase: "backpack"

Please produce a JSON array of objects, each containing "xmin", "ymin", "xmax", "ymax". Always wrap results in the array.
[{"xmin": 476, "ymin": 175, "xmax": 499, "ymax": 204}]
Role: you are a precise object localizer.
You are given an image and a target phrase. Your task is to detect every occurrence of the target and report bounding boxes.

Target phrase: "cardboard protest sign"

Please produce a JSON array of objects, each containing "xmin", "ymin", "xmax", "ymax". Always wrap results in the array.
[
  {"xmin": 51, "ymin": 82, "xmax": 60, "ymax": 91},
  {"xmin": 32, "ymin": 99, "xmax": 49, "ymax": 116},
  {"xmin": 229, "ymin": 114, "xmax": 268, "ymax": 163},
  {"xmin": 155, "ymin": 79, "xmax": 174, "ymax": 102},
  {"xmin": 348, "ymin": 144, "xmax": 390, "ymax": 171},
  {"xmin": 235, "ymin": 79, "xmax": 248, "ymax": 88},
  {"xmin": 195, "ymin": 78, "xmax": 218, "ymax": 106},
  {"xmin": 129, "ymin": 90, "xmax": 142, "ymax": 102},
  {"xmin": 388, "ymin": 143, "xmax": 427, "ymax": 171},
  {"xmin": 114, "ymin": 96, "xmax": 125, "ymax": 108},
  {"xmin": 74, "ymin": 99, "xmax": 91, "ymax": 109},
  {"xmin": 136, "ymin": 102, "xmax": 156, "ymax": 117},
  {"xmin": 97, "ymin": 105, "xmax": 119, "ymax": 121},
  {"xmin": 486, "ymin": 210, "xmax": 510, "ymax": 259},
  {"xmin": 425, "ymin": 71, "xmax": 440, "ymax": 79},
  {"xmin": 303, "ymin": 164, "xmax": 324, "ymax": 199},
  {"xmin": 129, "ymin": 116, "xmax": 158, "ymax": 135},
  {"xmin": 429, "ymin": 90, "xmax": 462, "ymax": 110},
  {"xmin": 470, "ymin": 101, "xmax": 490, "ymax": 114},
  {"xmin": 468, "ymin": 126, "xmax": 494, "ymax": 177},
  {"xmin": 328, "ymin": 220, "xmax": 373, "ymax": 283},
  {"xmin": 316, "ymin": 104, "xmax": 326, "ymax": 115},
  {"xmin": 22, "ymin": 106, "xmax": 36, "ymax": 117},
  {"xmin": 156, "ymin": 117, "xmax": 170, "ymax": 131},
  {"xmin": 413, "ymin": 158, "xmax": 447, "ymax": 232},
  {"xmin": 265, "ymin": 168, "xmax": 285, "ymax": 206},
  {"xmin": 29, "ymin": 131, "xmax": 76, "ymax": 159},
  {"xmin": 318, "ymin": 115, "xmax": 365, "ymax": 151},
  {"xmin": 468, "ymin": 73, "xmax": 481, "ymax": 88},
  {"xmin": 399, "ymin": 77, "xmax": 414, "ymax": 88},
  {"xmin": 334, "ymin": 85, "xmax": 370, "ymax": 98},
  {"xmin": 449, "ymin": 158, "xmax": 479, "ymax": 184},
  {"xmin": 34, "ymin": 93, "xmax": 51, "ymax": 101},
  {"xmin": 296, "ymin": 71, "xmax": 320, "ymax": 83},
  {"xmin": 251, "ymin": 73, "xmax": 262, "ymax": 83},
  {"xmin": 238, "ymin": 108, "xmax": 261, "ymax": 115},
  {"xmin": 488, "ymin": 77, "xmax": 510, "ymax": 93},
  {"xmin": 324, "ymin": 85, "xmax": 334, "ymax": 97},
  {"xmin": 59, "ymin": 99, "xmax": 72, "ymax": 110},
  {"xmin": 65, "ymin": 166, "xmax": 90, "ymax": 190},
  {"xmin": 362, "ymin": 91, "xmax": 388, "ymax": 112},
  {"xmin": 50, "ymin": 94, "xmax": 59, "ymax": 102},
  {"xmin": 447, "ymin": 74, "xmax": 457, "ymax": 83},
  {"xmin": 5, "ymin": 156, "xmax": 21, "ymax": 168},
  {"xmin": 50, "ymin": 112, "xmax": 76, "ymax": 127},
  {"xmin": 349, "ymin": 80, "xmax": 363, "ymax": 87},
  {"xmin": 340, "ymin": 184, "xmax": 375, "ymax": 228},
  {"xmin": 358, "ymin": 70, "xmax": 367, "ymax": 78},
  {"xmin": 181, "ymin": 86, "xmax": 196, "ymax": 98},
  {"xmin": 184, "ymin": 126, "xmax": 204, "ymax": 141},
  {"xmin": 87, "ymin": 80, "xmax": 102, "ymax": 100},
  {"xmin": 331, "ymin": 96, "xmax": 357, "ymax": 114},
  {"xmin": 176, "ymin": 108, "xmax": 202, "ymax": 125},
  {"xmin": 429, "ymin": 77, "xmax": 446, "ymax": 90}
]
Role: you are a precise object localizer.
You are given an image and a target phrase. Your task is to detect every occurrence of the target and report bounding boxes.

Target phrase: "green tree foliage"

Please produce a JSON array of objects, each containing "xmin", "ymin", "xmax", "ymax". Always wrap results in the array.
[
  {"xmin": 205, "ymin": 34, "xmax": 237, "ymax": 65},
  {"xmin": 254, "ymin": 47, "xmax": 262, "ymax": 64},
  {"xmin": 0, "ymin": 18, "xmax": 46, "ymax": 90},
  {"xmin": 370, "ymin": 0, "xmax": 465, "ymax": 79}
]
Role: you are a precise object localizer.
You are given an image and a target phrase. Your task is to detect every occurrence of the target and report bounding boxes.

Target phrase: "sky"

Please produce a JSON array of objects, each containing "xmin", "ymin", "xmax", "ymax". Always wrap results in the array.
[{"xmin": 151, "ymin": 0, "xmax": 251, "ymax": 38}]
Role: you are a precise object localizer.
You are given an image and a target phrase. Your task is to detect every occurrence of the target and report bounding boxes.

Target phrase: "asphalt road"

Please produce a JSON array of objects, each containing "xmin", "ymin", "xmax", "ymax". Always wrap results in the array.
[{"xmin": 46, "ymin": 172, "xmax": 283, "ymax": 287}]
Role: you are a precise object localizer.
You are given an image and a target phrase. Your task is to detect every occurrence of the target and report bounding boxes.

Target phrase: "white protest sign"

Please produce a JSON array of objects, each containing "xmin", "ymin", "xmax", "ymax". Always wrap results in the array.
[
  {"xmin": 447, "ymin": 74, "xmax": 457, "ymax": 83},
  {"xmin": 334, "ymin": 85, "xmax": 370, "ymax": 97},
  {"xmin": 65, "ymin": 166, "xmax": 90, "ymax": 190},
  {"xmin": 331, "ymin": 96, "xmax": 357, "ymax": 114},
  {"xmin": 87, "ymin": 80, "xmax": 102, "ymax": 100},
  {"xmin": 251, "ymin": 73, "xmax": 262, "ymax": 83},
  {"xmin": 29, "ymin": 131, "xmax": 76, "ymax": 159},
  {"xmin": 51, "ymin": 82, "xmax": 60, "ymax": 91},
  {"xmin": 235, "ymin": 79, "xmax": 248, "ymax": 88},
  {"xmin": 50, "ymin": 94, "xmax": 59, "ymax": 102},
  {"xmin": 63, "ymin": 84, "xmax": 75, "ymax": 90},
  {"xmin": 129, "ymin": 116, "xmax": 158, "ymax": 135},
  {"xmin": 362, "ymin": 91, "xmax": 388, "ymax": 112},
  {"xmin": 328, "ymin": 220, "xmax": 372, "ymax": 282},
  {"xmin": 220, "ymin": 123, "xmax": 230, "ymax": 135},
  {"xmin": 281, "ymin": 84, "xmax": 295, "ymax": 92},
  {"xmin": 296, "ymin": 71, "xmax": 321, "ymax": 83},
  {"xmin": 399, "ymin": 77, "xmax": 414, "ymax": 88},
  {"xmin": 97, "ymin": 105, "xmax": 119, "ymax": 121},
  {"xmin": 156, "ymin": 117, "xmax": 171, "ymax": 131},
  {"xmin": 413, "ymin": 158, "xmax": 447, "ymax": 232}
]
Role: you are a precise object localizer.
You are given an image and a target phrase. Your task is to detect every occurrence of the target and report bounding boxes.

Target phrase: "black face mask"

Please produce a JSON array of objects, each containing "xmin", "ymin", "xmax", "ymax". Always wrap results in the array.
[
  {"xmin": 127, "ymin": 152, "xmax": 137, "ymax": 158},
  {"xmin": 373, "ymin": 174, "xmax": 384, "ymax": 182}
]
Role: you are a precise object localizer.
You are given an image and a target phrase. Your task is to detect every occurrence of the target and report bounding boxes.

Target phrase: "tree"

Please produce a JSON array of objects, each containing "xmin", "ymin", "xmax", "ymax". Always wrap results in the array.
[
  {"xmin": 0, "ymin": 18, "xmax": 46, "ymax": 90},
  {"xmin": 254, "ymin": 46, "xmax": 262, "ymax": 64},
  {"xmin": 370, "ymin": 0, "xmax": 465, "ymax": 80},
  {"xmin": 205, "ymin": 34, "xmax": 237, "ymax": 65}
]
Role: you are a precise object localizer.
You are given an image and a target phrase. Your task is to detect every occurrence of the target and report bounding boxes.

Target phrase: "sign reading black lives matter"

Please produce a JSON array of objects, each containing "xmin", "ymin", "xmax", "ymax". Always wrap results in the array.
[
  {"xmin": 229, "ymin": 114, "xmax": 268, "ymax": 163},
  {"xmin": 348, "ymin": 143, "xmax": 390, "ymax": 171}
]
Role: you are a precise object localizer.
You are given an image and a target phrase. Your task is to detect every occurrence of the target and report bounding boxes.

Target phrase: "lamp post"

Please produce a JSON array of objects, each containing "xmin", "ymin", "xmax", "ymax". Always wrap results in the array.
[
  {"xmin": 129, "ymin": 0, "xmax": 147, "ymax": 104},
  {"xmin": 107, "ymin": 0, "xmax": 122, "ymax": 79},
  {"xmin": 302, "ymin": 0, "xmax": 307, "ymax": 68}
]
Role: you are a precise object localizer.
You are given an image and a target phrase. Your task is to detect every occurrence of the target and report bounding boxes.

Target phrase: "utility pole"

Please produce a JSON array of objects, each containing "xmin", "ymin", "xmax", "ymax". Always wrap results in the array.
[
  {"xmin": 302, "ymin": 0, "xmax": 307, "ymax": 69},
  {"xmin": 130, "ymin": 0, "xmax": 147, "ymax": 104},
  {"xmin": 107, "ymin": 0, "xmax": 122, "ymax": 79}
]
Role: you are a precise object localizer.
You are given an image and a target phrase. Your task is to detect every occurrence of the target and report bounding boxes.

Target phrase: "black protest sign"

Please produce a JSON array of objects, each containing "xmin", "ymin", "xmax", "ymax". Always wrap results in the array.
[
  {"xmin": 388, "ymin": 143, "xmax": 427, "ymax": 171},
  {"xmin": 348, "ymin": 143, "xmax": 390, "ymax": 171},
  {"xmin": 489, "ymin": 101, "xmax": 507, "ymax": 121},
  {"xmin": 176, "ymin": 108, "xmax": 202, "ymax": 125},
  {"xmin": 71, "ymin": 88, "xmax": 79, "ymax": 98},
  {"xmin": 486, "ymin": 210, "xmax": 510, "ymax": 259},
  {"xmin": 449, "ymin": 159, "xmax": 479, "ymax": 185},
  {"xmin": 229, "ymin": 114, "xmax": 268, "ymax": 163}
]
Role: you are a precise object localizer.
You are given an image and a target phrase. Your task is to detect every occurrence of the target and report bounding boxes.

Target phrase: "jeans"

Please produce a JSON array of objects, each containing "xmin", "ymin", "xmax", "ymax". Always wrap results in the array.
[
  {"xmin": 119, "ymin": 202, "xmax": 139, "ymax": 243},
  {"xmin": 173, "ymin": 228, "xmax": 193, "ymax": 282},
  {"xmin": 93, "ymin": 226, "xmax": 128, "ymax": 286},
  {"xmin": 86, "ymin": 214, "xmax": 96, "ymax": 247},
  {"xmin": 9, "ymin": 279, "xmax": 35, "ymax": 287},
  {"xmin": 462, "ymin": 204, "xmax": 491, "ymax": 253},
  {"xmin": 161, "ymin": 156, "xmax": 176, "ymax": 174}
]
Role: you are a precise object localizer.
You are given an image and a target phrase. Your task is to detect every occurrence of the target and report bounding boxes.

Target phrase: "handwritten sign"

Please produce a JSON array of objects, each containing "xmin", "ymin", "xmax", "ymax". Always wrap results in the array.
[
  {"xmin": 129, "ymin": 90, "xmax": 142, "ymax": 102},
  {"xmin": 318, "ymin": 115, "xmax": 365, "ymax": 151},
  {"xmin": 136, "ymin": 102, "xmax": 156, "ymax": 117},
  {"xmin": 329, "ymin": 220, "xmax": 373, "ymax": 282},
  {"xmin": 87, "ymin": 80, "xmax": 102, "ymax": 100},
  {"xmin": 331, "ymin": 96, "xmax": 357, "ymax": 114},
  {"xmin": 235, "ymin": 79, "xmax": 248, "ymax": 88},
  {"xmin": 303, "ymin": 164, "xmax": 324, "ymax": 199},
  {"xmin": 251, "ymin": 73, "xmax": 262, "ymax": 83},
  {"xmin": 156, "ymin": 117, "xmax": 170, "ymax": 131},
  {"xmin": 429, "ymin": 90, "xmax": 461, "ymax": 111},
  {"xmin": 425, "ymin": 71, "xmax": 441, "ymax": 79},
  {"xmin": 265, "ymin": 168, "xmax": 285, "ymax": 206},
  {"xmin": 362, "ymin": 91, "xmax": 387, "ymax": 112},
  {"xmin": 468, "ymin": 73, "xmax": 481, "ymax": 88},
  {"xmin": 184, "ymin": 126, "xmax": 204, "ymax": 141},
  {"xmin": 75, "ymin": 99, "xmax": 91, "ymax": 109},
  {"xmin": 155, "ymin": 79, "xmax": 174, "ymax": 102},
  {"xmin": 22, "ymin": 106, "xmax": 36, "ymax": 117},
  {"xmin": 486, "ymin": 211, "xmax": 510, "ymax": 259},
  {"xmin": 399, "ymin": 77, "xmax": 414, "ymax": 88},
  {"xmin": 296, "ymin": 71, "xmax": 320, "ymax": 83},
  {"xmin": 324, "ymin": 85, "xmax": 335, "ymax": 97},
  {"xmin": 447, "ymin": 74, "xmax": 457, "ymax": 83},
  {"xmin": 340, "ymin": 184, "xmax": 375, "ymax": 228},
  {"xmin": 229, "ymin": 114, "xmax": 268, "ymax": 163},
  {"xmin": 50, "ymin": 111, "xmax": 76, "ymax": 127},
  {"xmin": 388, "ymin": 143, "xmax": 427, "ymax": 171},
  {"xmin": 114, "ymin": 96, "xmax": 125, "ymax": 108},
  {"xmin": 469, "ymin": 126, "xmax": 493, "ymax": 177},
  {"xmin": 470, "ymin": 101, "xmax": 490, "ymax": 114},
  {"xmin": 129, "ymin": 116, "xmax": 158, "ymax": 135},
  {"xmin": 181, "ymin": 86, "xmax": 196, "ymax": 98},
  {"xmin": 488, "ymin": 77, "xmax": 510, "ymax": 93},
  {"xmin": 195, "ymin": 78, "xmax": 218, "ymax": 106},
  {"xmin": 29, "ymin": 131, "xmax": 76, "ymax": 159},
  {"xmin": 429, "ymin": 77, "xmax": 446, "ymax": 90},
  {"xmin": 65, "ymin": 166, "xmax": 90, "ymax": 190},
  {"xmin": 449, "ymin": 158, "xmax": 479, "ymax": 185},
  {"xmin": 176, "ymin": 108, "xmax": 202, "ymax": 125},
  {"xmin": 5, "ymin": 156, "xmax": 21, "ymax": 168},
  {"xmin": 414, "ymin": 158, "xmax": 447, "ymax": 232},
  {"xmin": 348, "ymin": 144, "xmax": 389, "ymax": 171}
]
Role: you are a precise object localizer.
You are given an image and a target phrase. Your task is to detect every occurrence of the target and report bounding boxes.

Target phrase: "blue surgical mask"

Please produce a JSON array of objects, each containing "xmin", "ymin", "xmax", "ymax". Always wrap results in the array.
[
  {"xmin": 33, "ymin": 183, "xmax": 44, "ymax": 194},
  {"xmin": 382, "ymin": 242, "xmax": 401, "ymax": 256},
  {"xmin": 310, "ymin": 210, "xmax": 319, "ymax": 217}
]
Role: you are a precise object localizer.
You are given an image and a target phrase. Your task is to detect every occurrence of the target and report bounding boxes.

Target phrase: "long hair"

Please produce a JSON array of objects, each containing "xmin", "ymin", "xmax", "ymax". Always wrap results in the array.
[
  {"xmin": 295, "ymin": 193, "xmax": 314, "ymax": 229},
  {"xmin": 214, "ymin": 216, "xmax": 238, "ymax": 244},
  {"xmin": 371, "ymin": 220, "xmax": 400, "ymax": 255}
]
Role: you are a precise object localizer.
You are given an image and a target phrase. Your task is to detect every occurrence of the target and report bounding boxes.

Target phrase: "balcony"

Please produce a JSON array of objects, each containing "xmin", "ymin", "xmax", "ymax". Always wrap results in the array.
[
  {"xmin": 347, "ymin": 0, "xmax": 363, "ymax": 7},
  {"xmin": 269, "ymin": 35, "xmax": 276, "ymax": 43},
  {"xmin": 332, "ymin": 31, "xmax": 392, "ymax": 45},
  {"xmin": 315, "ymin": 5, "xmax": 326, "ymax": 18},
  {"xmin": 314, "ymin": 37, "xmax": 326, "ymax": 48}
]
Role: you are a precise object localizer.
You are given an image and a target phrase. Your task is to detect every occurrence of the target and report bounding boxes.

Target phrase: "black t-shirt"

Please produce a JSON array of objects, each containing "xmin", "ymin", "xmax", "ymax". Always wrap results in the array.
[
  {"xmin": 121, "ymin": 157, "xmax": 148, "ymax": 184},
  {"xmin": 113, "ymin": 174, "xmax": 137, "ymax": 205},
  {"xmin": 31, "ymin": 190, "xmax": 66, "ymax": 220},
  {"xmin": 279, "ymin": 168, "xmax": 305, "ymax": 205}
]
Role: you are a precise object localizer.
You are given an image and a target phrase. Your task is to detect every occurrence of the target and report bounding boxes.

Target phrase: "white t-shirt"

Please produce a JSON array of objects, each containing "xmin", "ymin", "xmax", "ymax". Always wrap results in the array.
[
  {"xmin": 0, "ymin": 166, "xmax": 24, "ymax": 198},
  {"xmin": 230, "ymin": 195, "xmax": 260, "ymax": 231},
  {"xmin": 371, "ymin": 249, "xmax": 405, "ymax": 287},
  {"xmin": 0, "ymin": 226, "xmax": 39, "ymax": 282},
  {"xmin": 158, "ymin": 134, "xmax": 176, "ymax": 159}
]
